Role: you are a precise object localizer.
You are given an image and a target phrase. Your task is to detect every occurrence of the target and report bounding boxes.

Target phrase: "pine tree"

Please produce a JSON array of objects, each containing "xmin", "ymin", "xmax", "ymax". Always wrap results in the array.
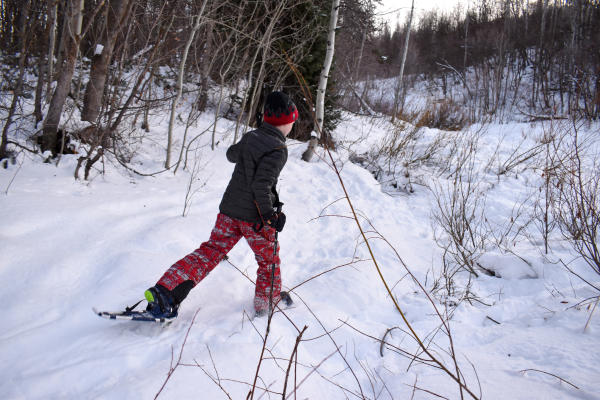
[{"xmin": 283, "ymin": 0, "xmax": 342, "ymax": 144}]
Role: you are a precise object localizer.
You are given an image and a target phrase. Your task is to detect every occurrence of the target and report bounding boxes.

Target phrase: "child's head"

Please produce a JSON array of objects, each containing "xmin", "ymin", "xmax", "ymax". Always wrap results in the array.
[{"xmin": 263, "ymin": 92, "xmax": 298, "ymax": 127}]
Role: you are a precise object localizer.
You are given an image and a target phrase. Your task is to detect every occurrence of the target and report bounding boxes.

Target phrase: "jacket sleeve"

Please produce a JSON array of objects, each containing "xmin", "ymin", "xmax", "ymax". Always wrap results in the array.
[
  {"xmin": 226, "ymin": 141, "xmax": 243, "ymax": 163},
  {"xmin": 251, "ymin": 149, "xmax": 285, "ymax": 217}
]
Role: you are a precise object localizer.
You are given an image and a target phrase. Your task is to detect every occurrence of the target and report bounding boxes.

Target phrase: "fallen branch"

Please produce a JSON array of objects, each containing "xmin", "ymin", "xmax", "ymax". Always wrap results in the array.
[
  {"xmin": 519, "ymin": 368, "xmax": 579, "ymax": 390},
  {"xmin": 341, "ymin": 320, "xmax": 434, "ymax": 366},
  {"xmin": 7, "ymin": 139, "xmax": 39, "ymax": 155},
  {"xmin": 583, "ymin": 296, "xmax": 599, "ymax": 333},
  {"xmin": 518, "ymin": 109, "xmax": 568, "ymax": 122},
  {"xmin": 380, "ymin": 327, "xmax": 400, "ymax": 357}
]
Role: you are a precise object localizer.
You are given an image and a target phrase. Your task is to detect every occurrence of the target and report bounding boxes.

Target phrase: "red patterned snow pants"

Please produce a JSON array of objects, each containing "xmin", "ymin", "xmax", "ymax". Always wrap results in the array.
[{"xmin": 156, "ymin": 213, "xmax": 281, "ymax": 313}]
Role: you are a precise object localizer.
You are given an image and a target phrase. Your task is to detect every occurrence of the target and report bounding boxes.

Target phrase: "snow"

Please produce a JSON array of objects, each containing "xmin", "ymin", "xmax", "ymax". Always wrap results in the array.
[
  {"xmin": 1, "ymin": 105, "xmax": 600, "ymax": 399},
  {"xmin": 94, "ymin": 44, "xmax": 104, "ymax": 56}
]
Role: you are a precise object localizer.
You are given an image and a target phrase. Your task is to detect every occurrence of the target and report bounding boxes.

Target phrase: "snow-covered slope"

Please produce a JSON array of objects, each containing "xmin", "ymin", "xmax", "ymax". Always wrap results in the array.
[{"xmin": 1, "ymin": 112, "xmax": 599, "ymax": 399}]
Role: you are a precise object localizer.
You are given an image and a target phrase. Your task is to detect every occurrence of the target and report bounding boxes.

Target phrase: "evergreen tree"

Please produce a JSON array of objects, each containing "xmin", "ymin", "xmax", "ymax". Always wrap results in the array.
[
  {"xmin": 246, "ymin": 0, "xmax": 342, "ymax": 143},
  {"xmin": 286, "ymin": 0, "xmax": 342, "ymax": 143}
]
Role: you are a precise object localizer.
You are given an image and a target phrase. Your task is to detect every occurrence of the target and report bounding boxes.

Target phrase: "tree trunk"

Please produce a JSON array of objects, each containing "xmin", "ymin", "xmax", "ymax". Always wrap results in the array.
[
  {"xmin": 532, "ymin": 0, "xmax": 548, "ymax": 107},
  {"xmin": 41, "ymin": 0, "xmax": 84, "ymax": 154},
  {"xmin": 1, "ymin": 0, "xmax": 32, "ymax": 160},
  {"xmin": 45, "ymin": 0, "xmax": 58, "ymax": 103},
  {"xmin": 464, "ymin": 2, "xmax": 469, "ymax": 73},
  {"xmin": 197, "ymin": 20, "xmax": 215, "ymax": 113},
  {"xmin": 391, "ymin": 0, "xmax": 414, "ymax": 123},
  {"xmin": 302, "ymin": 0, "xmax": 340, "ymax": 162},
  {"xmin": 354, "ymin": 29, "xmax": 366, "ymax": 83},
  {"xmin": 34, "ymin": 51, "xmax": 46, "ymax": 125},
  {"xmin": 81, "ymin": 0, "xmax": 130, "ymax": 123}
]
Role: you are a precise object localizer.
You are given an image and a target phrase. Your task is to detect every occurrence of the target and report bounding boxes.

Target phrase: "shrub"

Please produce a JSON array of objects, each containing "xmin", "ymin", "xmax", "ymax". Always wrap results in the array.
[{"xmin": 416, "ymin": 99, "xmax": 470, "ymax": 131}]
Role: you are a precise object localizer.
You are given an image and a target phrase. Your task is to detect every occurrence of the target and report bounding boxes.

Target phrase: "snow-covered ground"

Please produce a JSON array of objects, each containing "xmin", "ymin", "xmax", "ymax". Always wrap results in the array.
[{"xmin": 1, "ymin": 103, "xmax": 599, "ymax": 399}]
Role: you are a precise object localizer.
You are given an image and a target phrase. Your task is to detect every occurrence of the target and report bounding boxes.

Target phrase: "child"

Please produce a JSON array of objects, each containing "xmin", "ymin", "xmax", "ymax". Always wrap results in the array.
[{"xmin": 145, "ymin": 91, "xmax": 298, "ymax": 318}]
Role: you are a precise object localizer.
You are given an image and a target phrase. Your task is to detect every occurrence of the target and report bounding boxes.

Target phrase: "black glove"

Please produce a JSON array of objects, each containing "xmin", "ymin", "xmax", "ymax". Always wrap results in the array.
[{"xmin": 265, "ymin": 211, "xmax": 286, "ymax": 232}]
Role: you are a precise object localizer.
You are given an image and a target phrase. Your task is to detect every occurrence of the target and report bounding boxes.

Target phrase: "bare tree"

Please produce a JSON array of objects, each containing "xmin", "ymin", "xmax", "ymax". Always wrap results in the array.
[
  {"xmin": 552, "ymin": 121, "xmax": 600, "ymax": 279},
  {"xmin": 41, "ymin": 0, "xmax": 84, "ymax": 155},
  {"xmin": 0, "ymin": 0, "xmax": 32, "ymax": 161},
  {"xmin": 165, "ymin": 0, "xmax": 210, "ymax": 169},
  {"xmin": 81, "ymin": 0, "xmax": 131, "ymax": 123}
]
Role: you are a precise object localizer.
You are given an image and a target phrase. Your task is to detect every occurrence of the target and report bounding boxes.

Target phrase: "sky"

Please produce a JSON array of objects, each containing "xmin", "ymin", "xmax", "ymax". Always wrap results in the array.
[{"xmin": 377, "ymin": 0, "xmax": 466, "ymax": 28}]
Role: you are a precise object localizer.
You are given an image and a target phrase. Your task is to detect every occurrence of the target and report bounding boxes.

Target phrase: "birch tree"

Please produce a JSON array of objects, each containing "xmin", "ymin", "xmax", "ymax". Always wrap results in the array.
[
  {"xmin": 532, "ymin": 0, "xmax": 549, "ymax": 106},
  {"xmin": 302, "ymin": 0, "xmax": 340, "ymax": 162},
  {"xmin": 391, "ymin": 0, "xmax": 414, "ymax": 123},
  {"xmin": 45, "ymin": 0, "xmax": 58, "ymax": 103}
]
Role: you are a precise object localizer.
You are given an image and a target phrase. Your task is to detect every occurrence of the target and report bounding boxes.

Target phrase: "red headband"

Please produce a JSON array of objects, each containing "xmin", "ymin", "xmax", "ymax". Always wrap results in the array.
[{"xmin": 263, "ymin": 105, "xmax": 298, "ymax": 126}]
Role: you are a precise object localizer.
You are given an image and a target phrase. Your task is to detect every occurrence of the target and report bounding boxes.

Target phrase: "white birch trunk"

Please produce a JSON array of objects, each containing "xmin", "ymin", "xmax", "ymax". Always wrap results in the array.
[
  {"xmin": 165, "ymin": 0, "xmax": 208, "ymax": 169},
  {"xmin": 464, "ymin": 1, "xmax": 469, "ymax": 72},
  {"xmin": 533, "ymin": 0, "xmax": 548, "ymax": 104},
  {"xmin": 354, "ymin": 29, "xmax": 366, "ymax": 83},
  {"xmin": 302, "ymin": 0, "xmax": 340, "ymax": 162},
  {"xmin": 392, "ymin": 0, "xmax": 414, "ymax": 123},
  {"xmin": 45, "ymin": 0, "xmax": 58, "ymax": 103},
  {"xmin": 76, "ymin": 0, "xmax": 84, "ymax": 34}
]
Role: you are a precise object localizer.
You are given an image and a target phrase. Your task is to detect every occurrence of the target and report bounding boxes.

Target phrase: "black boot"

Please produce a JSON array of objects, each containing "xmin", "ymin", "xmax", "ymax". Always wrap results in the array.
[
  {"xmin": 145, "ymin": 285, "xmax": 179, "ymax": 318},
  {"xmin": 280, "ymin": 291, "xmax": 293, "ymax": 306}
]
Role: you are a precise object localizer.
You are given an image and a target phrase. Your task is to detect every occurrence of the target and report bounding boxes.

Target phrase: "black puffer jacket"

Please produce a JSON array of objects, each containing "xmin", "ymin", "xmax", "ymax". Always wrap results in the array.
[{"xmin": 219, "ymin": 123, "xmax": 288, "ymax": 223}]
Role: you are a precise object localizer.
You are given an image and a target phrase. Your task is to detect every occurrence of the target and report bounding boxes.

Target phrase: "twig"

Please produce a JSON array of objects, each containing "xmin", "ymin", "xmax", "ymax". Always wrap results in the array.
[
  {"xmin": 301, "ymin": 321, "xmax": 345, "ymax": 342},
  {"xmin": 3, "ymin": 152, "xmax": 24, "ymax": 195},
  {"xmin": 410, "ymin": 375, "xmax": 418, "ymax": 400},
  {"xmin": 358, "ymin": 218, "xmax": 481, "ymax": 398},
  {"xmin": 193, "ymin": 351, "xmax": 234, "ymax": 400},
  {"xmin": 465, "ymin": 355, "xmax": 483, "ymax": 400},
  {"xmin": 380, "ymin": 327, "xmax": 400, "ymax": 357},
  {"xmin": 583, "ymin": 296, "xmax": 599, "ymax": 333},
  {"xmin": 7, "ymin": 139, "xmax": 38, "ymax": 154},
  {"xmin": 109, "ymin": 148, "xmax": 170, "ymax": 177},
  {"xmin": 485, "ymin": 316, "xmax": 501, "ymax": 325},
  {"xmin": 184, "ymin": 367, "xmax": 281, "ymax": 397},
  {"xmin": 284, "ymin": 348, "xmax": 338, "ymax": 400},
  {"xmin": 519, "ymin": 369, "xmax": 580, "ymax": 390},
  {"xmin": 295, "ymin": 293, "xmax": 365, "ymax": 398},
  {"xmin": 289, "ymin": 259, "xmax": 367, "ymax": 291},
  {"xmin": 154, "ymin": 308, "xmax": 201, "ymax": 399},
  {"xmin": 225, "ymin": 257, "xmax": 302, "ymax": 334},
  {"xmin": 247, "ymin": 299, "xmax": 277, "ymax": 400},
  {"xmin": 404, "ymin": 382, "xmax": 450, "ymax": 400},
  {"xmin": 281, "ymin": 326, "xmax": 307, "ymax": 399},
  {"xmin": 559, "ymin": 259, "xmax": 600, "ymax": 292}
]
